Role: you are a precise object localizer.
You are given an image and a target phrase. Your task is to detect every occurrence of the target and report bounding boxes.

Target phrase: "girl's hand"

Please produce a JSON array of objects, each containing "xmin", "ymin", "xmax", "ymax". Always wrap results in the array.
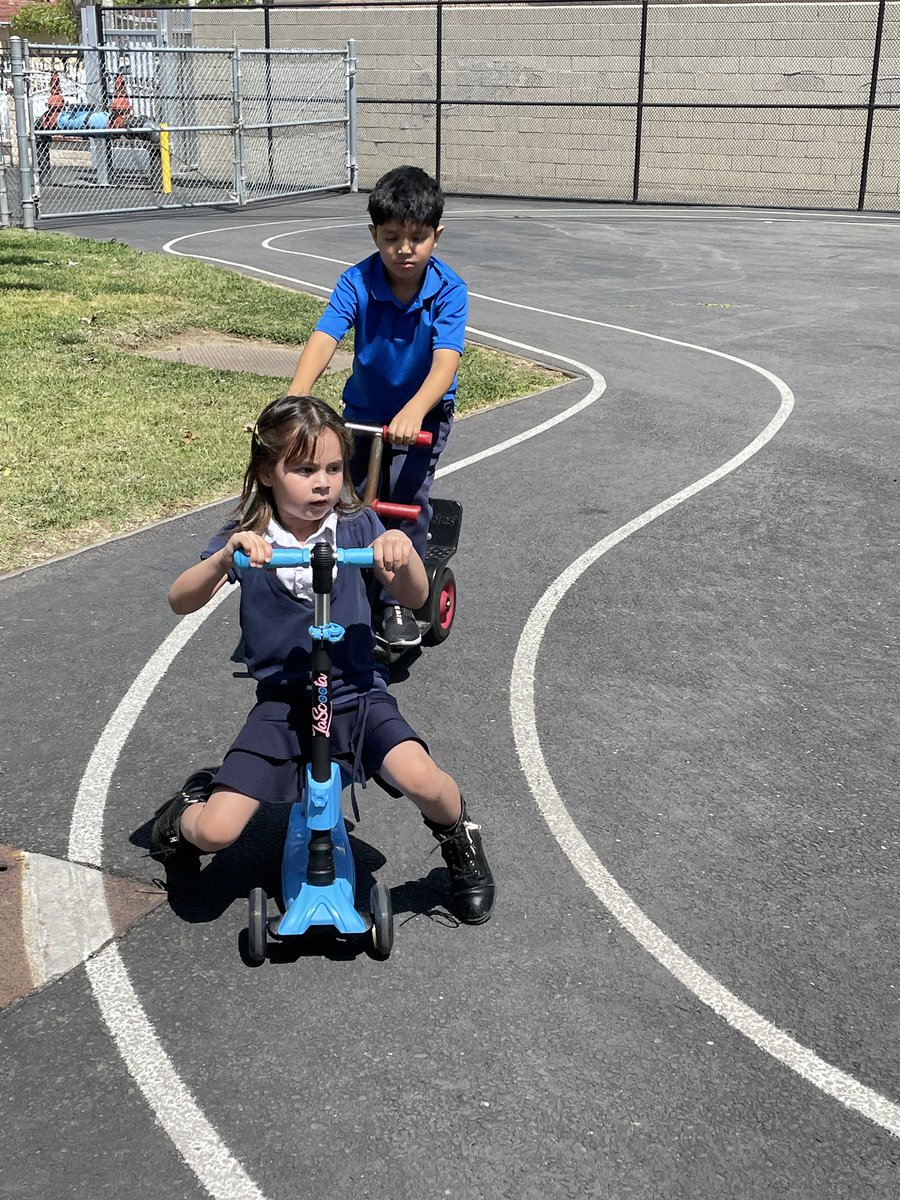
[
  {"xmin": 371, "ymin": 530, "xmax": 412, "ymax": 575},
  {"xmin": 222, "ymin": 530, "xmax": 272, "ymax": 569}
]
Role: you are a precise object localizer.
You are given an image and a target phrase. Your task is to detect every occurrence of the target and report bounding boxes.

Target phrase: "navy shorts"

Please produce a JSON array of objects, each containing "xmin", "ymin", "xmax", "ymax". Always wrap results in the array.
[{"xmin": 212, "ymin": 690, "xmax": 427, "ymax": 805}]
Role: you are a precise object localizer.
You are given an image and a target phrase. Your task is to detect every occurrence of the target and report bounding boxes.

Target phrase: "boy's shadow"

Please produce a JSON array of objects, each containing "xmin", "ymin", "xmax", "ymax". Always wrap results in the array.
[{"xmin": 132, "ymin": 777, "xmax": 459, "ymax": 965}]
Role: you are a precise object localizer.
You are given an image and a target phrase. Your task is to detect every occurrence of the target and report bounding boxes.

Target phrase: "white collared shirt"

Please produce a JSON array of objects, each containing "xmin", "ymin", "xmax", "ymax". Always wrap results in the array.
[{"xmin": 264, "ymin": 511, "xmax": 338, "ymax": 600}]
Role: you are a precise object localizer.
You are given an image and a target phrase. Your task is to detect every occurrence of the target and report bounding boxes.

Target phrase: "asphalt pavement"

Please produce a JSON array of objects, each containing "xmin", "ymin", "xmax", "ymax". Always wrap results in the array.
[{"xmin": 1, "ymin": 196, "xmax": 898, "ymax": 1199}]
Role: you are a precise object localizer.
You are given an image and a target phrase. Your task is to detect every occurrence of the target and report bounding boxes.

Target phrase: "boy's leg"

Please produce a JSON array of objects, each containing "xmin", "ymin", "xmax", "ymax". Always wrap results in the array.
[
  {"xmin": 347, "ymin": 410, "xmax": 453, "ymax": 646},
  {"xmin": 379, "ymin": 741, "xmax": 495, "ymax": 925}
]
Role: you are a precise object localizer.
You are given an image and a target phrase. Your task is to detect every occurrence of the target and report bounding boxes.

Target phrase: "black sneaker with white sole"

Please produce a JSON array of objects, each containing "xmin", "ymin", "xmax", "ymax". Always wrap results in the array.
[
  {"xmin": 149, "ymin": 768, "xmax": 216, "ymax": 861},
  {"xmin": 380, "ymin": 604, "xmax": 422, "ymax": 648}
]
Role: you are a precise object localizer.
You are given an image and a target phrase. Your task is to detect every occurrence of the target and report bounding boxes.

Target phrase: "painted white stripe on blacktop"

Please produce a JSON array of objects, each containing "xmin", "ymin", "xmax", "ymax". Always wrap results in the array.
[
  {"xmin": 72, "ymin": 251, "xmax": 604, "ymax": 1200},
  {"xmin": 165, "ymin": 225, "xmax": 609, "ymax": 474},
  {"xmin": 71, "ymin": 214, "xmax": 896, "ymax": 1200},
  {"xmin": 67, "ymin": 586, "xmax": 267, "ymax": 1200},
  {"xmin": 510, "ymin": 363, "xmax": 900, "ymax": 1138},
  {"xmin": 68, "ymin": 586, "xmax": 235, "ymax": 868},
  {"xmin": 86, "ymin": 946, "xmax": 267, "ymax": 1200},
  {"xmin": 21, "ymin": 853, "xmax": 114, "ymax": 987}
]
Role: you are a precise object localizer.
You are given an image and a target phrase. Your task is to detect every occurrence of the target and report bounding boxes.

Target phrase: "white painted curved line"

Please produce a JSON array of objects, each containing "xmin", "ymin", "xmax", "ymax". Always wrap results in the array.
[
  {"xmin": 65, "ymin": 587, "xmax": 269, "ymax": 1200},
  {"xmin": 69, "ymin": 587, "xmax": 234, "ymax": 867},
  {"xmin": 510, "ymin": 374, "xmax": 900, "ymax": 1138},
  {"xmin": 70, "ymin": 212, "xmax": 896, "ymax": 1200},
  {"xmin": 86, "ymin": 946, "xmax": 267, "ymax": 1200},
  {"xmin": 164, "ymin": 224, "xmax": 609, "ymax": 477}
]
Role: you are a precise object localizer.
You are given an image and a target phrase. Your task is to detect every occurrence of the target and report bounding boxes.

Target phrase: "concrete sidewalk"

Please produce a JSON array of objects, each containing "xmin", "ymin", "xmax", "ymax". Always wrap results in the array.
[{"xmin": 0, "ymin": 843, "xmax": 165, "ymax": 1013}]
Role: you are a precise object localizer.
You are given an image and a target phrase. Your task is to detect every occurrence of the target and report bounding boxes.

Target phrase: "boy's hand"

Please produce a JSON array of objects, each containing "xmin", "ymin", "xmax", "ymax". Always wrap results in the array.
[
  {"xmin": 386, "ymin": 405, "xmax": 425, "ymax": 446},
  {"xmin": 222, "ymin": 530, "xmax": 272, "ymax": 569},
  {"xmin": 371, "ymin": 530, "xmax": 413, "ymax": 574}
]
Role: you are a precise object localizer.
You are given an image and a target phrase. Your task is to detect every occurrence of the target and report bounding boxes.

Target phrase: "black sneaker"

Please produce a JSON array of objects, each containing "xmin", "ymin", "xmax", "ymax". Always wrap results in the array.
[
  {"xmin": 433, "ymin": 814, "xmax": 496, "ymax": 925},
  {"xmin": 380, "ymin": 604, "xmax": 422, "ymax": 648},
  {"xmin": 149, "ymin": 768, "xmax": 216, "ymax": 861}
]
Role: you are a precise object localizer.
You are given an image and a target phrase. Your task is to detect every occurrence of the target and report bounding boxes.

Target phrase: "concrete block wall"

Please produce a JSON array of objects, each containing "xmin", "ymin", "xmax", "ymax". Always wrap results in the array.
[{"xmin": 190, "ymin": 1, "xmax": 900, "ymax": 209}]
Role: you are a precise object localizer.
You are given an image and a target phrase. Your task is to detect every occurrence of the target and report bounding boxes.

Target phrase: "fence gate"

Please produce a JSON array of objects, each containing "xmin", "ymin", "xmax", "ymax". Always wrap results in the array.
[{"xmin": 7, "ymin": 31, "xmax": 356, "ymax": 224}]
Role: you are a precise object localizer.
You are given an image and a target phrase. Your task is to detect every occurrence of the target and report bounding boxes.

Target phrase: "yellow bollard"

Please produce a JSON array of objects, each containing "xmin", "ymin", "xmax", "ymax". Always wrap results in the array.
[{"xmin": 160, "ymin": 123, "xmax": 172, "ymax": 194}]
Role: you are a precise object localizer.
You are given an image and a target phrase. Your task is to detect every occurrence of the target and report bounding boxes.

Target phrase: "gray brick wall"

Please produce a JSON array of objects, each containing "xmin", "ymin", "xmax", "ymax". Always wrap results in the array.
[{"xmin": 190, "ymin": 2, "xmax": 900, "ymax": 209}]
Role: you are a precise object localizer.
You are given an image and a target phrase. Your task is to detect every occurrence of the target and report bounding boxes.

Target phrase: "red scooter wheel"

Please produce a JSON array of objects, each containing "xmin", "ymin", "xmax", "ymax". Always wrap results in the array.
[{"xmin": 423, "ymin": 566, "xmax": 456, "ymax": 646}]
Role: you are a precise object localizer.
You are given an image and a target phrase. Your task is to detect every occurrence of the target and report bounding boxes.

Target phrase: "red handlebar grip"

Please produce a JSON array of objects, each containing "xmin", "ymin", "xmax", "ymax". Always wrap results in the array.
[
  {"xmin": 381, "ymin": 425, "xmax": 433, "ymax": 447},
  {"xmin": 372, "ymin": 500, "xmax": 422, "ymax": 521}
]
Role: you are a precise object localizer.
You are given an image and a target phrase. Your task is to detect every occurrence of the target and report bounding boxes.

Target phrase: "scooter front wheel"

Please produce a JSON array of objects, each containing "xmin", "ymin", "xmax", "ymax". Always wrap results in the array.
[
  {"xmin": 247, "ymin": 886, "xmax": 268, "ymax": 965},
  {"xmin": 368, "ymin": 881, "xmax": 394, "ymax": 960}
]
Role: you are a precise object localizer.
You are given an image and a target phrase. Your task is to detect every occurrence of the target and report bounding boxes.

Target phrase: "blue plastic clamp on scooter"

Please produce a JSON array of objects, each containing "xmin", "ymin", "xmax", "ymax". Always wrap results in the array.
[{"xmin": 233, "ymin": 543, "xmax": 394, "ymax": 964}]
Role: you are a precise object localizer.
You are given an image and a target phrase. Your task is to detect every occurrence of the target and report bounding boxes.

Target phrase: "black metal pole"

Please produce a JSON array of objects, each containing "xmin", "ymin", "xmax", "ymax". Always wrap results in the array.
[
  {"xmin": 632, "ymin": 0, "xmax": 649, "ymax": 203},
  {"xmin": 307, "ymin": 543, "xmax": 337, "ymax": 886},
  {"xmin": 309, "ymin": 544, "xmax": 336, "ymax": 785},
  {"xmin": 264, "ymin": 2, "xmax": 275, "ymax": 189},
  {"xmin": 435, "ymin": 0, "xmax": 443, "ymax": 185},
  {"xmin": 859, "ymin": 0, "xmax": 886, "ymax": 211}
]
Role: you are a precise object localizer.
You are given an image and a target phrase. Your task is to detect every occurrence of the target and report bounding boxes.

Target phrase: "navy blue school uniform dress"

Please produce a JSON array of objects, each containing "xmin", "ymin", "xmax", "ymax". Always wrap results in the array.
[{"xmin": 202, "ymin": 506, "xmax": 426, "ymax": 806}]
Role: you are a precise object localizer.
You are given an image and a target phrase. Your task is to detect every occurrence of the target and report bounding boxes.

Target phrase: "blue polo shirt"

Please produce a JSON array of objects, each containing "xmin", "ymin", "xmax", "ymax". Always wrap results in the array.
[{"xmin": 315, "ymin": 252, "xmax": 468, "ymax": 423}]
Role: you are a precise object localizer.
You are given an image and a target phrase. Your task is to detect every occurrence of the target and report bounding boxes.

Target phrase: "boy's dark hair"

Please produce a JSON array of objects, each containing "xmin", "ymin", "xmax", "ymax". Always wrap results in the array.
[{"xmin": 367, "ymin": 165, "xmax": 444, "ymax": 230}]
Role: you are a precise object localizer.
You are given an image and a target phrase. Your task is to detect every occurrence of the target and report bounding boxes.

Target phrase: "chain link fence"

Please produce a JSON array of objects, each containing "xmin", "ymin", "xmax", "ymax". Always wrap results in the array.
[
  {"xmin": 100, "ymin": 0, "xmax": 900, "ymax": 213},
  {"xmin": 4, "ymin": 1, "xmax": 899, "ymax": 221},
  {"xmin": 2, "ymin": 21, "xmax": 355, "ymax": 225}
]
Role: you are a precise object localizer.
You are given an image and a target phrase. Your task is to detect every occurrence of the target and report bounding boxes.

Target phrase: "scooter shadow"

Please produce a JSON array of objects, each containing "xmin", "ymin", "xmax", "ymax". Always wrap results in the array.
[{"xmin": 133, "ymin": 801, "xmax": 459, "ymax": 963}]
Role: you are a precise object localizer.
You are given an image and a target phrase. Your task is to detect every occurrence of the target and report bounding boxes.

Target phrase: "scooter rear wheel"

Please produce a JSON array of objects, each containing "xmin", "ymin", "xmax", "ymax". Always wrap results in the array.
[
  {"xmin": 369, "ymin": 881, "xmax": 394, "ymax": 960},
  {"xmin": 248, "ymin": 887, "xmax": 268, "ymax": 965},
  {"xmin": 422, "ymin": 565, "xmax": 456, "ymax": 646}
]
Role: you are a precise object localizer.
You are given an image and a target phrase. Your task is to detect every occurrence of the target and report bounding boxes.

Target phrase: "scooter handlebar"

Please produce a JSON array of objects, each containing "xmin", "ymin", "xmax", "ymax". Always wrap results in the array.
[
  {"xmin": 233, "ymin": 547, "xmax": 375, "ymax": 570},
  {"xmin": 346, "ymin": 420, "xmax": 433, "ymax": 448},
  {"xmin": 371, "ymin": 500, "xmax": 422, "ymax": 521}
]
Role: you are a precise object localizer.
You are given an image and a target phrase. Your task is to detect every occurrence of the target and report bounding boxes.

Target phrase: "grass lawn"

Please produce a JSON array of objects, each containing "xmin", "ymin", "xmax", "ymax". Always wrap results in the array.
[{"xmin": 0, "ymin": 230, "xmax": 564, "ymax": 574}]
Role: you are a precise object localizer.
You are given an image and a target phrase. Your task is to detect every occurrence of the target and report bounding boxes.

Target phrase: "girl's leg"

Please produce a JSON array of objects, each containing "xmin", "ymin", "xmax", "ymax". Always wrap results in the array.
[
  {"xmin": 379, "ymin": 740, "xmax": 461, "ymax": 825},
  {"xmin": 150, "ymin": 774, "xmax": 259, "ymax": 859},
  {"xmin": 379, "ymin": 741, "xmax": 495, "ymax": 925},
  {"xmin": 180, "ymin": 787, "xmax": 260, "ymax": 853}
]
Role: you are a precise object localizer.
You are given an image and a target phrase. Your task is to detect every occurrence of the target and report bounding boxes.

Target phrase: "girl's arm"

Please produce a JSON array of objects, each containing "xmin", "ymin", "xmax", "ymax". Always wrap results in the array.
[
  {"xmin": 370, "ymin": 530, "xmax": 428, "ymax": 610},
  {"xmin": 168, "ymin": 531, "xmax": 272, "ymax": 615},
  {"xmin": 387, "ymin": 348, "xmax": 461, "ymax": 444},
  {"xmin": 290, "ymin": 330, "xmax": 339, "ymax": 396}
]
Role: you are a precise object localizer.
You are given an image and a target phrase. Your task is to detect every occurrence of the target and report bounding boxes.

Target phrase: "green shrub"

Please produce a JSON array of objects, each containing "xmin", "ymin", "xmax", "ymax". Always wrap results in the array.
[{"xmin": 10, "ymin": 1, "xmax": 78, "ymax": 44}]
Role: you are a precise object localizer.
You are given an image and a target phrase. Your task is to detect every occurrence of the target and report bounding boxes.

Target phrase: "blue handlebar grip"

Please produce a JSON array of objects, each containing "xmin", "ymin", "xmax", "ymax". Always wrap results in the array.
[
  {"xmin": 337, "ymin": 548, "xmax": 375, "ymax": 567},
  {"xmin": 232, "ymin": 548, "xmax": 311, "ymax": 570},
  {"xmin": 232, "ymin": 547, "xmax": 375, "ymax": 569}
]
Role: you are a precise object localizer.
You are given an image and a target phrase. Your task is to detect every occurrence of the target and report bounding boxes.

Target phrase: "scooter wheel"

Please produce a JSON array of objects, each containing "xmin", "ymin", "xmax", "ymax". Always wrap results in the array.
[
  {"xmin": 247, "ymin": 887, "xmax": 268, "ymax": 965},
  {"xmin": 369, "ymin": 881, "xmax": 394, "ymax": 960},
  {"xmin": 422, "ymin": 565, "xmax": 456, "ymax": 646}
]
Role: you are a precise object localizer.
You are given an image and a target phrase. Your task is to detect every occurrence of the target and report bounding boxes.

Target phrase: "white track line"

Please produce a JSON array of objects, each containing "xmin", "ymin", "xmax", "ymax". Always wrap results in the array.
[
  {"xmin": 86, "ymin": 947, "xmax": 267, "ymax": 1200},
  {"xmin": 510, "ymin": 390, "xmax": 900, "ymax": 1140},
  {"xmin": 71, "ymin": 213, "xmax": 897, "ymax": 1200},
  {"xmin": 65, "ymin": 588, "xmax": 270, "ymax": 1200},
  {"xmin": 72, "ymin": 229, "xmax": 605, "ymax": 1198}
]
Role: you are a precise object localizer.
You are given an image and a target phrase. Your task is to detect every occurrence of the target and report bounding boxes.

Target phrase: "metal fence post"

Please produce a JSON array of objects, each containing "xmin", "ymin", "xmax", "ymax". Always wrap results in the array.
[
  {"xmin": 232, "ymin": 41, "xmax": 247, "ymax": 206},
  {"xmin": 10, "ymin": 37, "xmax": 36, "ymax": 230},
  {"xmin": 81, "ymin": 5, "xmax": 111, "ymax": 188},
  {"xmin": 632, "ymin": 0, "xmax": 649, "ymax": 203},
  {"xmin": 859, "ymin": 0, "xmax": 886, "ymax": 211},
  {"xmin": 347, "ymin": 39, "xmax": 357, "ymax": 192},
  {"xmin": 434, "ymin": 0, "xmax": 443, "ymax": 185},
  {"xmin": 0, "ymin": 159, "xmax": 11, "ymax": 229}
]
